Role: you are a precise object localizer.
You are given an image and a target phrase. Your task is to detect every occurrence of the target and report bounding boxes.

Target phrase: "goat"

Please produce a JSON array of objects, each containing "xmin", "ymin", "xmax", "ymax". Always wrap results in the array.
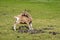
[{"xmin": 13, "ymin": 10, "xmax": 33, "ymax": 31}]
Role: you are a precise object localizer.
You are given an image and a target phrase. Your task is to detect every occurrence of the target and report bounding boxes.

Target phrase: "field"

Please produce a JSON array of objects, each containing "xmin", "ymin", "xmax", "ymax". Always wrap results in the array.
[{"xmin": 0, "ymin": 0, "xmax": 60, "ymax": 40}]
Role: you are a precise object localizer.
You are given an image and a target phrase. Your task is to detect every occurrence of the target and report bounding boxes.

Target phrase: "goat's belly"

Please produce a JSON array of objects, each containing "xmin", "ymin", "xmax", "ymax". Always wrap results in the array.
[{"xmin": 20, "ymin": 22, "xmax": 26, "ymax": 24}]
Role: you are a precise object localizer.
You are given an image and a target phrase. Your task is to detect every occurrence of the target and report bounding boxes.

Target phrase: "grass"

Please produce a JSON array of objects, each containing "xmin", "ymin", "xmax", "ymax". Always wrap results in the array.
[{"xmin": 0, "ymin": 0, "xmax": 60, "ymax": 40}]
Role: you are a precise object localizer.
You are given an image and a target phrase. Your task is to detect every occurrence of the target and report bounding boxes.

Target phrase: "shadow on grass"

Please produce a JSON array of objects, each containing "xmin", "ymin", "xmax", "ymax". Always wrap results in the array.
[{"xmin": 12, "ymin": 25, "xmax": 60, "ymax": 35}]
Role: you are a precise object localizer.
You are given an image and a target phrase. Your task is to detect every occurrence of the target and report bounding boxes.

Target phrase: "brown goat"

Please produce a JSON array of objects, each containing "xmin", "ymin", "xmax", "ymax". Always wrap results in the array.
[{"xmin": 13, "ymin": 10, "xmax": 33, "ymax": 31}]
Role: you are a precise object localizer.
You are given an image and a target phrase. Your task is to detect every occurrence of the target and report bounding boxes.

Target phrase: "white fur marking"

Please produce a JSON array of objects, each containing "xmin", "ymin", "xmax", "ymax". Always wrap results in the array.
[
  {"xmin": 29, "ymin": 23, "xmax": 33, "ymax": 30},
  {"xmin": 30, "ymin": 23, "xmax": 32, "ymax": 27},
  {"xmin": 14, "ymin": 24, "xmax": 16, "ymax": 31},
  {"xmin": 16, "ymin": 17, "xmax": 20, "ymax": 23}
]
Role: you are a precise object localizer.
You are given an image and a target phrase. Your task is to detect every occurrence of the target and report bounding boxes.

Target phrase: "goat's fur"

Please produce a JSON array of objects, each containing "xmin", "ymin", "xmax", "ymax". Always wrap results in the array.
[{"xmin": 13, "ymin": 10, "xmax": 33, "ymax": 31}]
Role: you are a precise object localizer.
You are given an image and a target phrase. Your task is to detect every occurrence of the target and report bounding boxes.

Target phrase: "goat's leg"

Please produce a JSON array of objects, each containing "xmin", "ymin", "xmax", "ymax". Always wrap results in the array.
[
  {"xmin": 14, "ymin": 23, "xmax": 17, "ymax": 31},
  {"xmin": 27, "ymin": 23, "xmax": 33, "ymax": 31},
  {"xmin": 29, "ymin": 23, "xmax": 33, "ymax": 30},
  {"xmin": 13, "ymin": 17, "xmax": 20, "ymax": 31}
]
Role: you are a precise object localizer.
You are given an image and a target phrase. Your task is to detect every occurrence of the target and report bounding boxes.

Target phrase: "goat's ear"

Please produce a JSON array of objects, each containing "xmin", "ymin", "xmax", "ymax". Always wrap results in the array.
[
  {"xmin": 25, "ymin": 9, "xmax": 27, "ymax": 11},
  {"xmin": 24, "ymin": 9, "xmax": 31, "ymax": 12}
]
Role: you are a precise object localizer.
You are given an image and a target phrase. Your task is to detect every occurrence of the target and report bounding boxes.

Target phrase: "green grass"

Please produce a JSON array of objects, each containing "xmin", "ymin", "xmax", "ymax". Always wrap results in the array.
[{"xmin": 0, "ymin": 0, "xmax": 60, "ymax": 40}]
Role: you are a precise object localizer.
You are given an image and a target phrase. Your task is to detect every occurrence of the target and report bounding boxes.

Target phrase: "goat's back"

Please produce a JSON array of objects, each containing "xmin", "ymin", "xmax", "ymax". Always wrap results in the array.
[{"xmin": 20, "ymin": 16, "xmax": 32, "ymax": 22}]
